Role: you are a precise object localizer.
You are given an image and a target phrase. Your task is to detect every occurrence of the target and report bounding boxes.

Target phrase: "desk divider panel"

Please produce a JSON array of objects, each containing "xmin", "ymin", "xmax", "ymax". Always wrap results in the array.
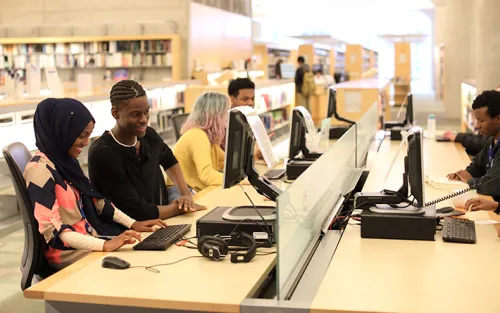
[
  {"xmin": 276, "ymin": 126, "xmax": 357, "ymax": 300},
  {"xmin": 356, "ymin": 102, "xmax": 378, "ymax": 168}
]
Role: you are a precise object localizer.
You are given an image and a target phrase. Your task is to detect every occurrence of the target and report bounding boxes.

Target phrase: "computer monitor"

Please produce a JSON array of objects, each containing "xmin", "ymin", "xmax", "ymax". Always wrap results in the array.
[
  {"xmin": 407, "ymin": 126, "xmax": 425, "ymax": 207},
  {"xmin": 222, "ymin": 108, "xmax": 282, "ymax": 202},
  {"xmin": 326, "ymin": 88, "xmax": 355, "ymax": 124},
  {"xmin": 359, "ymin": 126, "xmax": 426, "ymax": 215},
  {"xmin": 385, "ymin": 92, "xmax": 413, "ymax": 129},
  {"xmin": 288, "ymin": 108, "xmax": 322, "ymax": 160},
  {"xmin": 405, "ymin": 93, "xmax": 414, "ymax": 125}
]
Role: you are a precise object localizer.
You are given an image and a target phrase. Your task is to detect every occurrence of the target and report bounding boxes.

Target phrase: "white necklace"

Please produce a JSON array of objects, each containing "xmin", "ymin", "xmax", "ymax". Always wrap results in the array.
[{"xmin": 109, "ymin": 130, "xmax": 137, "ymax": 148}]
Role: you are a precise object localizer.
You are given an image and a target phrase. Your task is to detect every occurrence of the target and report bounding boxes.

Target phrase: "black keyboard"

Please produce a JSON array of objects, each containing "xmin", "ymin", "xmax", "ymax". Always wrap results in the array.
[
  {"xmin": 133, "ymin": 224, "xmax": 191, "ymax": 251},
  {"xmin": 441, "ymin": 217, "xmax": 476, "ymax": 244},
  {"xmin": 264, "ymin": 169, "xmax": 286, "ymax": 180}
]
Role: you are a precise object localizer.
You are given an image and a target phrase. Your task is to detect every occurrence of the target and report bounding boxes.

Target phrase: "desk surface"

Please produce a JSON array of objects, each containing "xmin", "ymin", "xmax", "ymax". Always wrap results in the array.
[
  {"xmin": 25, "ymin": 185, "xmax": 276, "ymax": 313},
  {"xmin": 311, "ymin": 138, "xmax": 500, "ymax": 313}
]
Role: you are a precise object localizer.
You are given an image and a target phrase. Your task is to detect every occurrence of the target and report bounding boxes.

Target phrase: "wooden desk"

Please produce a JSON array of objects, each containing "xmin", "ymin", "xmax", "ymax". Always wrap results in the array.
[
  {"xmin": 311, "ymin": 138, "xmax": 500, "ymax": 313},
  {"xmin": 25, "ymin": 185, "xmax": 276, "ymax": 313}
]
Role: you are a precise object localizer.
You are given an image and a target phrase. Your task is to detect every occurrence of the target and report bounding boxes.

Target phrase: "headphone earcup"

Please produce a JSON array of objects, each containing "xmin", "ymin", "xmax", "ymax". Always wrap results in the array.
[{"xmin": 198, "ymin": 236, "xmax": 229, "ymax": 260}]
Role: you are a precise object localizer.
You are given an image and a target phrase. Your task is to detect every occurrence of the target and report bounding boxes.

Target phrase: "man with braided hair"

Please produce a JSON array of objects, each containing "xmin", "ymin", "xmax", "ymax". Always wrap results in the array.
[{"xmin": 89, "ymin": 80, "xmax": 206, "ymax": 221}]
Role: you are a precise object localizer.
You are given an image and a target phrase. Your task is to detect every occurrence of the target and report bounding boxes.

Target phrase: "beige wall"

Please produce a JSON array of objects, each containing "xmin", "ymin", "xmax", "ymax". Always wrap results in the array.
[
  {"xmin": 440, "ymin": 0, "xmax": 477, "ymax": 119},
  {"xmin": 435, "ymin": 0, "xmax": 500, "ymax": 118},
  {"xmin": 188, "ymin": 2, "xmax": 252, "ymax": 75}
]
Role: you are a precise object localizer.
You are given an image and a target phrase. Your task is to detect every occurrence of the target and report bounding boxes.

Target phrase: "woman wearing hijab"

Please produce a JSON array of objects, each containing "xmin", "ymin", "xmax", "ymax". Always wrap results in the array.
[{"xmin": 23, "ymin": 98, "xmax": 166, "ymax": 270}]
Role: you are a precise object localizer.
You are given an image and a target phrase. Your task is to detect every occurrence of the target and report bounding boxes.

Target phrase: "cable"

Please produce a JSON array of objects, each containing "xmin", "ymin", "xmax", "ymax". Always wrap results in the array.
[
  {"xmin": 129, "ymin": 256, "xmax": 204, "ymax": 273},
  {"xmin": 238, "ymin": 183, "xmax": 275, "ymax": 244}
]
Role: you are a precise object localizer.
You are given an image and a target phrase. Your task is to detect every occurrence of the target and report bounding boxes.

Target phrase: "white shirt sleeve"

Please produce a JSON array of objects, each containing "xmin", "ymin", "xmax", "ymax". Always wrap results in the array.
[
  {"xmin": 59, "ymin": 231, "xmax": 105, "ymax": 251},
  {"xmin": 112, "ymin": 207, "xmax": 136, "ymax": 229}
]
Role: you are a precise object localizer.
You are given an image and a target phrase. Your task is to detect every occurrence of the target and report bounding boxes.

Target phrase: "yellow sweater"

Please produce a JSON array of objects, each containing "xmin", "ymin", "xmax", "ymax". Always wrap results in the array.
[{"xmin": 172, "ymin": 128, "xmax": 225, "ymax": 191}]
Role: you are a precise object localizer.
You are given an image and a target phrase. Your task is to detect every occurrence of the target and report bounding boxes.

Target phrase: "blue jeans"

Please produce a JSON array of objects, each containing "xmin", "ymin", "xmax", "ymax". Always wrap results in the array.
[{"xmin": 167, "ymin": 186, "xmax": 195, "ymax": 204}]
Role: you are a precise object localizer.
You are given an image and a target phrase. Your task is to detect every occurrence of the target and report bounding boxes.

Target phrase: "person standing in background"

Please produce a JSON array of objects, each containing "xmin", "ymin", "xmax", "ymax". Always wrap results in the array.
[
  {"xmin": 275, "ymin": 59, "xmax": 283, "ymax": 79},
  {"xmin": 294, "ymin": 56, "xmax": 315, "ymax": 111}
]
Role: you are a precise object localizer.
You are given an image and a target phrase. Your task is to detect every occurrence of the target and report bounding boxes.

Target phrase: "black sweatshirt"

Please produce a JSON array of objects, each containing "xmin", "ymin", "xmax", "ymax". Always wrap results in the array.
[
  {"xmin": 466, "ymin": 138, "xmax": 500, "ymax": 199},
  {"xmin": 455, "ymin": 133, "xmax": 491, "ymax": 156}
]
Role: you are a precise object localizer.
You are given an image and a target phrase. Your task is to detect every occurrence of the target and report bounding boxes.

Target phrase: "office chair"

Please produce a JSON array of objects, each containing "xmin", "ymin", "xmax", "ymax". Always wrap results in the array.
[
  {"xmin": 171, "ymin": 113, "xmax": 189, "ymax": 141},
  {"xmin": 2, "ymin": 142, "xmax": 55, "ymax": 291}
]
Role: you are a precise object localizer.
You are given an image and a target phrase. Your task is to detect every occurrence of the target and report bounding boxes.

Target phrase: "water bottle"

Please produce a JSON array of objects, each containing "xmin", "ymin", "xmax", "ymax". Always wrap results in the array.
[{"xmin": 427, "ymin": 114, "xmax": 436, "ymax": 139}]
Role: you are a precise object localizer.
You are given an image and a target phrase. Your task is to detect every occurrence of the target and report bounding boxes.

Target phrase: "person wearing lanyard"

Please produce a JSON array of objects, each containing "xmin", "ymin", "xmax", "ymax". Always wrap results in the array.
[
  {"xmin": 447, "ymin": 90, "xmax": 500, "ymax": 200},
  {"xmin": 24, "ymin": 98, "xmax": 166, "ymax": 270}
]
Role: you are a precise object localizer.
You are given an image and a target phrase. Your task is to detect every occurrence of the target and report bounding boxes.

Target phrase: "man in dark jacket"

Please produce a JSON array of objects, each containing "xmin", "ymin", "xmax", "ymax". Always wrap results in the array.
[
  {"xmin": 442, "ymin": 85, "xmax": 500, "ymax": 156},
  {"xmin": 447, "ymin": 90, "xmax": 500, "ymax": 199},
  {"xmin": 294, "ymin": 56, "xmax": 310, "ymax": 110},
  {"xmin": 442, "ymin": 131, "xmax": 490, "ymax": 156}
]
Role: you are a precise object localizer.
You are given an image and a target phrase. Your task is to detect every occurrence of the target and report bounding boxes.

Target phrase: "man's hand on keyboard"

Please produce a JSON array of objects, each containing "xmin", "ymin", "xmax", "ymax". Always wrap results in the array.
[
  {"xmin": 131, "ymin": 219, "xmax": 168, "ymax": 232},
  {"xmin": 103, "ymin": 230, "xmax": 142, "ymax": 252}
]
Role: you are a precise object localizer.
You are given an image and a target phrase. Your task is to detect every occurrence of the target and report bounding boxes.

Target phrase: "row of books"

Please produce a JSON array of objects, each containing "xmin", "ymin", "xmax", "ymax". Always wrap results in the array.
[
  {"xmin": 260, "ymin": 109, "xmax": 288, "ymax": 133},
  {"xmin": 2, "ymin": 52, "xmax": 173, "ymax": 69},
  {"xmin": 0, "ymin": 40, "xmax": 172, "ymax": 56}
]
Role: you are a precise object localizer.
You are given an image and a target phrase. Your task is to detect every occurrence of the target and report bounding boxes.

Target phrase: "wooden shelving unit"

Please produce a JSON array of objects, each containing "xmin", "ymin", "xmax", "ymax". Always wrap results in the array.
[
  {"xmin": 298, "ymin": 44, "xmax": 335, "ymax": 76},
  {"xmin": 253, "ymin": 43, "xmax": 298, "ymax": 79},
  {"xmin": 393, "ymin": 42, "xmax": 411, "ymax": 106},
  {"xmin": 0, "ymin": 35, "xmax": 181, "ymax": 81},
  {"xmin": 345, "ymin": 44, "xmax": 377, "ymax": 81}
]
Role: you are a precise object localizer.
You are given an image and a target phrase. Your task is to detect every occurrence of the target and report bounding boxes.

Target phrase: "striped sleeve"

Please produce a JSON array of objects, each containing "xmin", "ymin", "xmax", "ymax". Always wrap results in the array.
[{"xmin": 24, "ymin": 160, "xmax": 76, "ymax": 248}]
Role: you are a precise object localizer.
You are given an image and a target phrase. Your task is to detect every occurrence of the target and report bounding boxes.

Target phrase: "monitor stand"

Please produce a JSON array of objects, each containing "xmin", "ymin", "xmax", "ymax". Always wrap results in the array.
[
  {"xmin": 368, "ymin": 203, "xmax": 426, "ymax": 216},
  {"xmin": 222, "ymin": 205, "xmax": 276, "ymax": 221}
]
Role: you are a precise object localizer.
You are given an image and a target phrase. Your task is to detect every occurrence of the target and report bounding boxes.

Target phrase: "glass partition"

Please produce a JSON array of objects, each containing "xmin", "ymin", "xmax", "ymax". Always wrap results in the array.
[
  {"xmin": 276, "ymin": 126, "xmax": 357, "ymax": 300},
  {"xmin": 356, "ymin": 102, "xmax": 378, "ymax": 168}
]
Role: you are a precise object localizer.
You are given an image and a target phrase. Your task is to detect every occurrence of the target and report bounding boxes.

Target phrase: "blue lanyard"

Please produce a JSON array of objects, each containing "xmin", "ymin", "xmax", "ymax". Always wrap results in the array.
[
  {"xmin": 70, "ymin": 186, "xmax": 94, "ymax": 235},
  {"xmin": 488, "ymin": 141, "xmax": 499, "ymax": 169}
]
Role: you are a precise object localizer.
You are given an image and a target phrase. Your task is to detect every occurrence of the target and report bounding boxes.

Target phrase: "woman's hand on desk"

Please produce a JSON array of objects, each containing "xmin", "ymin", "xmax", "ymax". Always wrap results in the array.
[
  {"xmin": 103, "ymin": 230, "xmax": 142, "ymax": 252},
  {"xmin": 131, "ymin": 219, "xmax": 167, "ymax": 232},
  {"xmin": 464, "ymin": 198, "xmax": 499, "ymax": 212}
]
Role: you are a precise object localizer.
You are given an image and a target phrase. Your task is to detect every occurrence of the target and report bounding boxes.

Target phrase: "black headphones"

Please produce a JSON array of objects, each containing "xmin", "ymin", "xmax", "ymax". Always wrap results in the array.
[{"xmin": 197, "ymin": 232, "xmax": 257, "ymax": 263}]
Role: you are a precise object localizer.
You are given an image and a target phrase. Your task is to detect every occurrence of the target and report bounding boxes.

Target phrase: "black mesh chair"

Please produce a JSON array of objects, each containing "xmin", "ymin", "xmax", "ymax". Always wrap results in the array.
[
  {"xmin": 2, "ymin": 142, "xmax": 55, "ymax": 291},
  {"xmin": 171, "ymin": 113, "xmax": 189, "ymax": 141}
]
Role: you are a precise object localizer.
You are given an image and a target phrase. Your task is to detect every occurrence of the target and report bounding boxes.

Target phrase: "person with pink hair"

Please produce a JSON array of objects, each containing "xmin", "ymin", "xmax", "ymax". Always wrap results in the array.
[{"xmin": 171, "ymin": 92, "xmax": 229, "ymax": 191}]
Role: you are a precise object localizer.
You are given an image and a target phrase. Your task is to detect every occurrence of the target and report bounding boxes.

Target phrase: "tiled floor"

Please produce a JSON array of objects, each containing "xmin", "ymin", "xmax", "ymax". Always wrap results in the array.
[{"xmin": 0, "ymin": 90, "xmax": 459, "ymax": 312}]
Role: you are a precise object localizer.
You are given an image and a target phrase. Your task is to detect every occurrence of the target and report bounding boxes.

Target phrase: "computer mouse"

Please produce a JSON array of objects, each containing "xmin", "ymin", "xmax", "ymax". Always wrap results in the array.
[
  {"xmin": 101, "ymin": 256, "xmax": 130, "ymax": 270},
  {"xmin": 436, "ymin": 206, "xmax": 454, "ymax": 214}
]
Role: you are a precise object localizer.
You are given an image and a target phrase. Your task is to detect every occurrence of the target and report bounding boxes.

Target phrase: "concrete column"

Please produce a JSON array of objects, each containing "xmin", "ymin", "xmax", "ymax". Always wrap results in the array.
[
  {"xmin": 476, "ymin": 0, "xmax": 500, "ymax": 92},
  {"xmin": 442, "ymin": 0, "xmax": 477, "ymax": 119}
]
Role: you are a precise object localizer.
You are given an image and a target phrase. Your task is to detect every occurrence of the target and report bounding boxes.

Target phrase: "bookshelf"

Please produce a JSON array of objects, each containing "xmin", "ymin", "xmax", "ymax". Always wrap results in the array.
[
  {"xmin": 461, "ymin": 79, "xmax": 477, "ymax": 133},
  {"xmin": 393, "ymin": 42, "xmax": 411, "ymax": 106},
  {"xmin": 345, "ymin": 44, "xmax": 377, "ymax": 81},
  {"xmin": 253, "ymin": 43, "xmax": 298, "ymax": 79},
  {"xmin": 317, "ymin": 78, "xmax": 390, "ymax": 127},
  {"xmin": 298, "ymin": 44, "xmax": 335, "ymax": 76},
  {"xmin": 0, "ymin": 35, "xmax": 181, "ymax": 82}
]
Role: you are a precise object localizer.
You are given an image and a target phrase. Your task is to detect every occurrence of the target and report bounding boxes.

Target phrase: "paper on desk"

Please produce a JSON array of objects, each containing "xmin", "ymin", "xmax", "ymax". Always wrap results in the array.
[
  {"xmin": 233, "ymin": 106, "xmax": 278, "ymax": 168},
  {"xmin": 295, "ymin": 106, "xmax": 317, "ymax": 136},
  {"xmin": 425, "ymin": 175, "xmax": 468, "ymax": 189},
  {"xmin": 296, "ymin": 106, "xmax": 321, "ymax": 152}
]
